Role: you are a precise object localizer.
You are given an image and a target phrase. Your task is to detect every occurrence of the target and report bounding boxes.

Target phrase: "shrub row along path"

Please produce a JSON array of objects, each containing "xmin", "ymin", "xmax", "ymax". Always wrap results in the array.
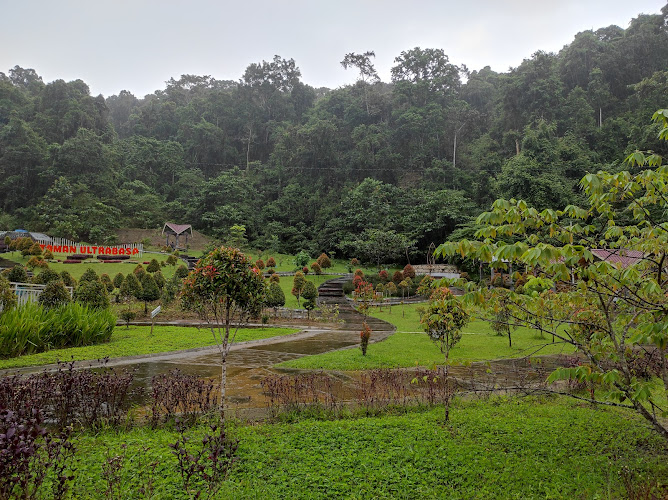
[
  {"xmin": 3, "ymin": 277, "xmax": 394, "ymax": 413},
  {"xmin": 4, "ymin": 277, "xmax": 567, "ymax": 414}
]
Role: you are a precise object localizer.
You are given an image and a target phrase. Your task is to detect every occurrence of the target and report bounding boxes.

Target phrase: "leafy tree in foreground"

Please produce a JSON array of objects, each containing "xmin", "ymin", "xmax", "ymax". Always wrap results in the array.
[
  {"xmin": 419, "ymin": 287, "xmax": 469, "ymax": 422},
  {"xmin": 180, "ymin": 247, "xmax": 264, "ymax": 421},
  {"xmin": 436, "ymin": 109, "xmax": 668, "ymax": 439}
]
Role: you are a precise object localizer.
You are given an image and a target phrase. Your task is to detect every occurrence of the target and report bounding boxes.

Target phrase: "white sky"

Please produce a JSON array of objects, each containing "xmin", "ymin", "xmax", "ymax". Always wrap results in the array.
[{"xmin": 1, "ymin": 0, "xmax": 665, "ymax": 98}]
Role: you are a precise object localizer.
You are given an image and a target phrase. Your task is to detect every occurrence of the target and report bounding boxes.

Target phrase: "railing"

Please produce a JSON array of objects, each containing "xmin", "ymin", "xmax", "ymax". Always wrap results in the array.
[{"xmin": 8, "ymin": 282, "xmax": 74, "ymax": 307}]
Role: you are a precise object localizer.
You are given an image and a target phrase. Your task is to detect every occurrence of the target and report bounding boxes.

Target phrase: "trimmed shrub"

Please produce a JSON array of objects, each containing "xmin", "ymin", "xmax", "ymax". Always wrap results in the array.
[
  {"xmin": 403, "ymin": 264, "xmax": 416, "ymax": 279},
  {"xmin": 379, "ymin": 270, "xmax": 389, "ymax": 282},
  {"xmin": 0, "ymin": 276, "xmax": 17, "ymax": 312},
  {"xmin": 310, "ymin": 262, "xmax": 322, "ymax": 275},
  {"xmin": 317, "ymin": 253, "xmax": 332, "ymax": 269},
  {"xmin": 33, "ymin": 268, "xmax": 61, "ymax": 285},
  {"xmin": 175, "ymin": 265, "xmax": 189, "ymax": 280},
  {"xmin": 302, "ymin": 266, "xmax": 309, "ymax": 274},
  {"xmin": 354, "ymin": 269, "xmax": 364, "ymax": 278},
  {"xmin": 269, "ymin": 274, "xmax": 280, "ymax": 284},
  {"xmin": 266, "ymin": 257, "xmax": 276, "ymax": 268},
  {"xmin": 26, "ymin": 257, "xmax": 48, "ymax": 270},
  {"xmin": 146, "ymin": 259, "xmax": 160, "ymax": 273},
  {"xmin": 7, "ymin": 265, "xmax": 28, "ymax": 284},
  {"xmin": 120, "ymin": 273, "xmax": 142, "ymax": 302},
  {"xmin": 166, "ymin": 255, "xmax": 178, "ymax": 266},
  {"xmin": 74, "ymin": 280, "xmax": 110, "ymax": 309},
  {"xmin": 392, "ymin": 270, "xmax": 403, "ymax": 284},
  {"xmin": 255, "ymin": 259, "xmax": 265, "ymax": 270},
  {"xmin": 139, "ymin": 273, "xmax": 160, "ymax": 313},
  {"xmin": 265, "ymin": 281, "xmax": 285, "ymax": 314},
  {"xmin": 79, "ymin": 268, "xmax": 99, "ymax": 284},
  {"xmin": 100, "ymin": 273, "xmax": 114, "ymax": 292},
  {"xmin": 112, "ymin": 272, "xmax": 124, "ymax": 289},
  {"xmin": 43, "ymin": 250, "xmax": 53, "ymax": 260},
  {"xmin": 153, "ymin": 271, "xmax": 166, "ymax": 290},
  {"xmin": 29, "ymin": 243, "xmax": 42, "ymax": 256},
  {"xmin": 133, "ymin": 264, "xmax": 146, "ymax": 277},
  {"xmin": 38, "ymin": 281, "xmax": 71, "ymax": 308}
]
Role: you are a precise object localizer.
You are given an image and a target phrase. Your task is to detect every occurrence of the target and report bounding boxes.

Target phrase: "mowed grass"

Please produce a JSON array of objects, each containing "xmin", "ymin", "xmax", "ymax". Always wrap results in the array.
[
  {"xmin": 279, "ymin": 303, "xmax": 575, "ymax": 370},
  {"xmin": 275, "ymin": 274, "xmax": 334, "ymax": 309},
  {"xmin": 4, "ymin": 251, "xmax": 180, "ymax": 280},
  {"xmin": 0, "ymin": 325, "xmax": 299, "ymax": 370},
  {"xmin": 71, "ymin": 396, "xmax": 668, "ymax": 499}
]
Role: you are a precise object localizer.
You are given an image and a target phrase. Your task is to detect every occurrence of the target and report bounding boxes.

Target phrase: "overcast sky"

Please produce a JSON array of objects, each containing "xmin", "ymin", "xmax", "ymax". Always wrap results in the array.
[{"xmin": 1, "ymin": 0, "xmax": 665, "ymax": 98}]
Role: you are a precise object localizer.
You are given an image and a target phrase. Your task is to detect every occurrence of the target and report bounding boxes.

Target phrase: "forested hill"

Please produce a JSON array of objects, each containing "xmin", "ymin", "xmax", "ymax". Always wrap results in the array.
[{"xmin": 1, "ymin": 7, "xmax": 667, "ymax": 260}]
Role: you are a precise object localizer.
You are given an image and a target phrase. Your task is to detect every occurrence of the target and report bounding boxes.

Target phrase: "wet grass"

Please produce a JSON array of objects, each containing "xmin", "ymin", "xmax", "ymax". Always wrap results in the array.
[
  {"xmin": 70, "ymin": 395, "xmax": 668, "ymax": 498},
  {"xmin": 0, "ymin": 325, "xmax": 300, "ymax": 370},
  {"xmin": 279, "ymin": 303, "xmax": 575, "ymax": 370}
]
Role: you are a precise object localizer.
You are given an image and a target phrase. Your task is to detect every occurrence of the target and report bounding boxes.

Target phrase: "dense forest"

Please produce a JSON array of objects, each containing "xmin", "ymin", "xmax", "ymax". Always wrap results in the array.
[{"xmin": 1, "ymin": 7, "xmax": 667, "ymax": 262}]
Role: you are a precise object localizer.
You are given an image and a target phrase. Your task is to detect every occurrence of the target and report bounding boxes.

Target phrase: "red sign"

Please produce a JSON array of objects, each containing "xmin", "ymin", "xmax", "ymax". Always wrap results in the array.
[{"xmin": 39, "ymin": 244, "xmax": 140, "ymax": 256}]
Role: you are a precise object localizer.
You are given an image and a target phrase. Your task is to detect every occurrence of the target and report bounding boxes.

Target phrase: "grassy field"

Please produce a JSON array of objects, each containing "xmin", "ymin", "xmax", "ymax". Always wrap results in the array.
[
  {"xmin": 68, "ymin": 396, "xmax": 668, "ymax": 498},
  {"xmin": 0, "ymin": 325, "xmax": 299, "ymax": 370},
  {"xmin": 3, "ymin": 251, "xmax": 181, "ymax": 280},
  {"xmin": 279, "ymin": 303, "xmax": 575, "ymax": 370}
]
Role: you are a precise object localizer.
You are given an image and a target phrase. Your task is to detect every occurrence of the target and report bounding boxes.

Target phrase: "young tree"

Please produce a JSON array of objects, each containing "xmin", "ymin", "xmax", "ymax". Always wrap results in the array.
[
  {"xmin": 291, "ymin": 271, "xmax": 306, "ymax": 307},
  {"xmin": 266, "ymin": 256, "xmax": 276, "ymax": 269},
  {"xmin": 265, "ymin": 281, "xmax": 285, "ymax": 317},
  {"xmin": 181, "ymin": 247, "xmax": 264, "ymax": 421},
  {"xmin": 74, "ymin": 280, "xmax": 110, "ymax": 309},
  {"xmin": 112, "ymin": 272, "xmax": 124, "ymax": 289},
  {"xmin": 138, "ymin": 273, "xmax": 160, "ymax": 314},
  {"xmin": 419, "ymin": 287, "xmax": 469, "ymax": 422},
  {"xmin": 310, "ymin": 262, "xmax": 322, "ymax": 275},
  {"xmin": 302, "ymin": 280, "xmax": 318, "ymax": 319},
  {"xmin": 120, "ymin": 272, "xmax": 142, "ymax": 303},
  {"xmin": 435, "ymin": 109, "xmax": 668, "ymax": 439}
]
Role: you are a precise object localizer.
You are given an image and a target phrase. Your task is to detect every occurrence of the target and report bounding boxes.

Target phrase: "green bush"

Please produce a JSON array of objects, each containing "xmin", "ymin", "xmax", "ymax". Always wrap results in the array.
[
  {"xmin": 33, "ymin": 268, "xmax": 61, "ymax": 285},
  {"xmin": 0, "ymin": 276, "xmax": 17, "ymax": 312},
  {"xmin": 74, "ymin": 280, "xmax": 110, "ymax": 309},
  {"xmin": 146, "ymin": 259, "xmax": 160, "ymax": 273},
  {"xmin": 7, "ymin": 265, "xmax": 28, "ymax": 283},
  {"xmin": 100, "ymin": 273, "xmax": 114, "ymax": 292},
  {"xmin": 112, "ymin": 272, "xmax": 124, "ymax": 289},
  {"xmin": 79, "ymin": 268, "xmax": 99, "ymax": 284},
  {"xmin": 175, "ymin": 265, "xmax": 189, "ymax": 280},
  {"xmin": 0, "ymin": 302, "xmax": 115, "ymax": 357},
  {"xmin": 38, "ymin": 281, "xmax": 71, "ymax": 309},
  {"xmin": 60, "ymin": 271, "xmax": 77, "ymax": 288},
  {"xmin": 153, "ymin": 271, "xmax": 166, "ymax": 290}
]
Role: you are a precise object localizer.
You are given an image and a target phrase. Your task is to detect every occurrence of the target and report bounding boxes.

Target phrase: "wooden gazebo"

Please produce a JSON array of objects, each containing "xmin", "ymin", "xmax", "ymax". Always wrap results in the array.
[{"xmin": 162, "ymin": 223, "xmax": 192, "ymax": 250}]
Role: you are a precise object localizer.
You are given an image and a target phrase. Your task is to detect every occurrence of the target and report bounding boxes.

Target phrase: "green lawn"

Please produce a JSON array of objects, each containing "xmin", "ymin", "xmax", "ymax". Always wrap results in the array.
[
  {"xmin": 4, "ymin": 251, "xmax": 180, "ymax": 280},
  {"xmin": 277, "ymin": 274, "xmax": 334, "ymax": 309},
  {"xmin": 279, "ymin": 303, "xmax": 575, "ymax": 370},
  {"xmin": 70, "ymin": 396, "xmax": 668, "ymax": 498},
  {"xmin": 0, "ymin": 325, "xmax": 299, "ymax": 370}
]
